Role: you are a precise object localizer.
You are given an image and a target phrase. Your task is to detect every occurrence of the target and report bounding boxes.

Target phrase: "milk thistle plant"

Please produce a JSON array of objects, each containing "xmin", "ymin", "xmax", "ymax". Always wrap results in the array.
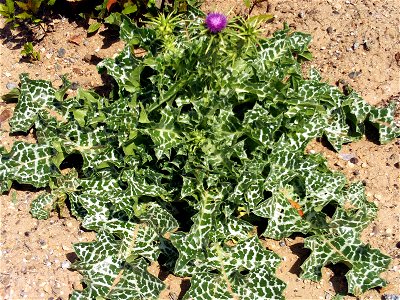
[{"xmin": 1, "ymin": 7, "xmax": 399, "ymax": 300}]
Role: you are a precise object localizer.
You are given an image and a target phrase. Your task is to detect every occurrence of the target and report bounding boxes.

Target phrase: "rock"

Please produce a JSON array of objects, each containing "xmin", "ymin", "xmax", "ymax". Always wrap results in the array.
[
  {"xmin": 57, "ymin": 48, "xmax": 66, "ymax": 58},
  {"xmin": 83, "ymin": 54, "xmax": 92, "ymax": 62},
  {"xmin": 298, "ymin": 11, "xmax": 305, "ymax": 18},
  {"xmin": 395, "ymin": 52, "xmax": 400, "ymax": 67},
  {"xmin": 371, "ymin": 224, "xmax": 379, "ymax": 235},
  {"xmin": 6, "ymin": 82, "xmax": 17, "ymax": 90},
  {"xmin": 61, "ymin": 260, "xmax": 71, "ymax": 269},
  {"xmin": 62, "ymin": 244, "xmax": 71, "ymax": 251},
  {"xmin": 348, "ymin": 71, "xmax": 361, "ymax": 79},
  {"xmin": 324, "ymin": 292, "xmax": 331, "ymax": 300},
  {"xmin": 339, "ymin": 153, "xmax": 355, "ymax": 161},
  {"xmin": 349, "ymin": 157, "xmax": 358, "ymax": 164},
  {"xmin": 363, "ymin": 40, "xmax": 371, "ymax": 51},
  {"xmin": 353, "ymin": 42, "xmax": 359, "ymax": 50},
  {"xmin": 326, "ymin": 27, "xmax": 333, "ymax": 34},
  {"xmin": 71, "ymin": 82, "xmax": 79, "ymax": 90},
  {"xmin": 386, "ymin": 228, "xmax": 393, "ymax": 235},
  {"xmin": 383, "ymin": 295, "xmax": 400, "ymax": 300}
]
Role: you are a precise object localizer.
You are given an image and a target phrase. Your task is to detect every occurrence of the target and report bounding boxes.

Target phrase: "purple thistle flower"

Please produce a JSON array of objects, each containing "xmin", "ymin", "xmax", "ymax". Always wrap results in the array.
[{"xmin": 205, "ymin": 13, "xmax": 228, "ymax": 33}]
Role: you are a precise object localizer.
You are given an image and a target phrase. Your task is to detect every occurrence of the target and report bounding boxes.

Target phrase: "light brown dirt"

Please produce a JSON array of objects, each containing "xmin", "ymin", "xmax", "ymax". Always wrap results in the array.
[{"xmin": 1, "ymin": 0, "xmax": 399, "ymax": 299}]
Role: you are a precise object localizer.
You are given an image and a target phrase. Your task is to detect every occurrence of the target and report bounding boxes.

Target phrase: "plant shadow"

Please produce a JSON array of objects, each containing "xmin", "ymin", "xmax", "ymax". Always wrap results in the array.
[
  {"xmin": 288, "ymin": 241, "xmax": 310, "ymax": 276},
  {"xmin": 289, "ymin": 242, "xmax": 350, "ymax": 295},
  {"xmin": 326, "ymin": 263, "xmax": 349, "ymax": 295}
]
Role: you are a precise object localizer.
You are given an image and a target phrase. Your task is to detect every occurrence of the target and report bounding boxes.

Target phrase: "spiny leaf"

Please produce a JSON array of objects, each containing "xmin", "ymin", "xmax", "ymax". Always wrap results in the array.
[
  {"xmin": 183, "ymin": 237, "xmax": 286, "ymax": 300},
  {"xmin": 9, "ymin": 73, "xmax": 56, "ymax": 133},
  {"xmin": 301, "ymin": 233, "xmax": 391, "ymax": 296},
  {"xmin": 30, "ymin": 192, "xmax": 56, "ymax": 219},
  {"xmin": 0, "ymin": 141, "xmax": 57, "ymax": 189},
  {"xmin": 71, "ymin": 231, "xmax": 164, "ymax": 300}
]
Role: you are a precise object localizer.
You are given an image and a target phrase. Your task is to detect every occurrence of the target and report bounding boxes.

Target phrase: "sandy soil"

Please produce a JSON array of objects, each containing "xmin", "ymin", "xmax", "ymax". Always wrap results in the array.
[{"xmin": 0, "ymin": 0, "xmax": 399, "ymax": 299}]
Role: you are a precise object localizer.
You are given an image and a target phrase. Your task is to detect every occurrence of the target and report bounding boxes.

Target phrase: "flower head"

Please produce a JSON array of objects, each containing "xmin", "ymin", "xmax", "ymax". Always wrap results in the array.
[{"xmin": 205, "ymin": 13, "xmax": 228, "ymax": 33}]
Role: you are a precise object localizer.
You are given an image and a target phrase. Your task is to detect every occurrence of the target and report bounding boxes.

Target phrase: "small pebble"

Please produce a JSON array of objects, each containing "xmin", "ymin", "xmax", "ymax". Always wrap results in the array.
[
  {"xmin": 61, "ymin": 260, "xmax": 71, "ymax": 269},
  {"xmin": 324, "ymin": 292, "xmax": 331, "ymax": 300},
  {"xmin": 348, "ymin": 71, "xmax": 361, "ymax": 79},
  {"xmin": 6, "ymin": 82, "xmax": 17, "ymax": 90},
  {"xmin": 83, "ymin": 54, "xmax": 92, "ymax": 62},
  {"xmin": 279, "ymin": 240, "xmax": 286, "ymax": 247},
  {"xmin": 353, "ymin": 42, "xmax": 359, "ymax": 50},
  {"xmin": 71, "ymin": 82, "xmax": 79, "ymax": 90},
  {"xmin": 339, "ymin": 153, "xmax": 355, "ymax": 161},
  {"xmin": 395, "ymin": 52, "xmax": 400, "ymax": 67},
  {"xmin": 62, "ymin": 244, "xmax": 71, "ymax": 251},
  {"xmin": 57, "ymin": 48, "xmax": 66, "ymax": 58},
  {"xmin": 298, "ymin": 11, "xmax": 305, "ymax": 18},
  {"xmin": 349, "ymin": 157, "xmax": 358, "ymax": 164},
  {"xmin": 374, "ymin": 194, "xmax": 383, "ymax": 200},
  {"xmin": 371, "ymin": 224, "xmax": 379, "ymax": 235},
  {"xmin": 4, "ymin": 72, "xmax": 11, "ymax": 77},
  {"xmin": 352, "ymin": 170, "xmax": 360, "ymax": 175},
  {"xmin": 383, "ymin": 294, "xmax": 400, "ymax": 300},
  {"xmin": 326, "ymin": 27, "xmax": 333, "ymax": 34},
  {"xmin": 363, "ymin": 40, "xmax": 371, "ymax": 51},
  {"xmin": 394, "ymin": 162, "xmax": 399, "ymax": 169}
]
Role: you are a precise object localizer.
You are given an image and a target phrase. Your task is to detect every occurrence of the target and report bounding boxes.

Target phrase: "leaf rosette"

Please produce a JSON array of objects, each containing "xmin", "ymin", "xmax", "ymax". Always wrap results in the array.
[{"xmin": 1, "ymin": 7, "xmax": 398, "ymax": 299}]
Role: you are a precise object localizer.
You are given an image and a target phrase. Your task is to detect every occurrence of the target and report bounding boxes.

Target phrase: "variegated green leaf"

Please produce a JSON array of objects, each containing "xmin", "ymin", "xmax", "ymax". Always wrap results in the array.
[
  {"xmin": 184, "ymin": 237, "xmax": 286, "ymax": 300},
  {"xmin": 253, "ymin": 187, "xmax": 310, "ymax": 239},
  {"xmin": 0, "ymin": 141, "xmax": 57, "ymax": 189},
  {"xmin": 30, "ymin": 192, "xmax": 56, "ymax": 219},
  {"xmin": 301, "ymin": 233, "xmax": 391, "ymax": 296},
  {"xmin": 71, "ymin": 231, "xmax": 164, "ymax": 300},
  {"xmin": 9, "ymin": 73, "xmax": 56, "ymax": 132},
  {"xmin": 171, "ymin": 190, "xmax": 223, "ymax": 276},
  {"xmin": 369, "ymin": 102, "xmax": 400, "ymax": 143}
]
